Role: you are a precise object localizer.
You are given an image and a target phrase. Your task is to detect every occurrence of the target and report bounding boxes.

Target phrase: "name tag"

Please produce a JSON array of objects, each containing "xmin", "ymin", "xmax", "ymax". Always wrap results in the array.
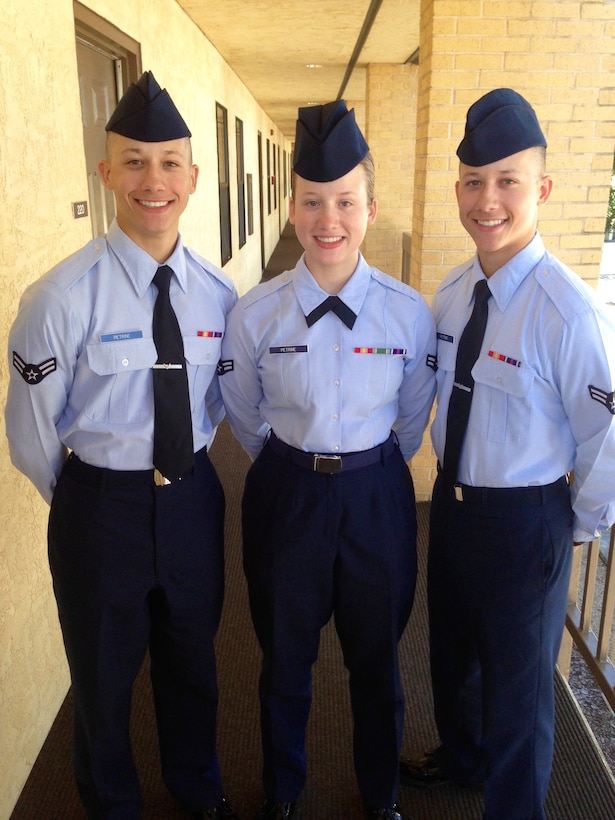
[
  {"xmin": 437, "ymin": 332, "xmax": 453, "ymax": 343},
  {"xmin": 269, "ymin": 345, "xmax": 308, "ymax": 354},
  {"xmin": 100, "ymin": 330, "xmax": 143, "ymax": 342}
]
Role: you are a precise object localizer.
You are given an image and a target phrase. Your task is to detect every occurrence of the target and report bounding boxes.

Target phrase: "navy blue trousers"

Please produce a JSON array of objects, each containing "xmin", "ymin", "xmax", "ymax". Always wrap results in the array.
[
  {"xmin": 242, "ymin": 438, "xmax": 418, "ymax": 807},
  {"xmin": 48, "ymin": 448, "xmax": 225, "ymax": 819},
  {"xmin": 427, "ymin": 473, "xmax": 573, "ymax": 820}
]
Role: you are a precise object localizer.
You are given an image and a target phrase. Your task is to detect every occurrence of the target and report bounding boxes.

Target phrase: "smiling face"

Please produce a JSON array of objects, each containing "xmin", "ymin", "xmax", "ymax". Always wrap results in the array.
[
  {"xmin": 289, "ymin": 162, "xmax": 378, "ymax": 293},
  {"xmin": 98, "ymin": 133, "xmax": 198, "ymax": 261},
  {"xmin": 455, "ymin": 147, "xmax": 552, "ymax": 277}
]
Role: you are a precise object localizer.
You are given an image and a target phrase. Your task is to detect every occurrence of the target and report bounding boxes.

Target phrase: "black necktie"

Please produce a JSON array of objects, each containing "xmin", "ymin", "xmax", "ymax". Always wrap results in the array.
[
  {"xmin": 152, "ymin": 265, "xmax": 194, "ymax": 482},
  {"xmin": 442, "ymin": 278, "xmax": 491, "ymax": 485},
  {"xmin": 305, "ymin": 295, "xmax": 357, "ymax": 330}
]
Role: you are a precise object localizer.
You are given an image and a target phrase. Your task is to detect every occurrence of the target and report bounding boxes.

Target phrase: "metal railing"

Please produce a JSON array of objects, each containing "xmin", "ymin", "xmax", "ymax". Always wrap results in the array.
[{"xmin": 558, "ymin": 526, "xmax": 615, "ymax": 711}]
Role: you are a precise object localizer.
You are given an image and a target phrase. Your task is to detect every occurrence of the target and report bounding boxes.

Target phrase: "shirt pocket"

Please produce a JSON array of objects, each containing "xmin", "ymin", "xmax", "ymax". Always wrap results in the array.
[
  {"xmin": 471, "ymin": 354, "xmax": 535, "ymax": 443},
  {"xmin": 183, "ymin": 335, "xmax": 222, "ymax": 408},
  {"xmin": 434, "ymin": 338, "xmax": 456, "ymax": 393},
  {"xmin": 84, "ymin": 337, "xmax": 157, "ymax": 424},
  {"xmin": 351, "ymin": 346, "xmax": 407, "ymax": 414}
]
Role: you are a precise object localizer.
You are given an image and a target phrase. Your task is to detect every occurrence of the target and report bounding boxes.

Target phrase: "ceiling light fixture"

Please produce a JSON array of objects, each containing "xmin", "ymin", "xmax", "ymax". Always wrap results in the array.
[{"xmin": 305, "ymin": 64, "xmax": 322, "ymax": 69}]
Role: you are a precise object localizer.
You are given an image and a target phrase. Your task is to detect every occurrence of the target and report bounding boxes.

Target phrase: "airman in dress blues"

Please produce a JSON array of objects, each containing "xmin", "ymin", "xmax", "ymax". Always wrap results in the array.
[
  {"xmin": 219, "ymin": 100, "xmax": 437, "ymax": 820},
  {"xmin": 5, "ymin": 72, "xmax": 239, "ymax": 820},
  {"xmin": 399, "ymin": 88, "xmax": 615, "ymax": 820}
]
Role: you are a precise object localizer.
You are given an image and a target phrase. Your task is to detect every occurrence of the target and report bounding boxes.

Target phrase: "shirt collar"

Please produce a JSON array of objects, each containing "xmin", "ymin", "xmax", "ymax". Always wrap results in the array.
[
  {"xmin": 292, "ymin": 251, "xmax": 372, "ymax": 318},
  {"xmin": 106, "ymin": 219, "xmax": 188, "ymax": 297},
  {"xmin": 480, "ymin": 232, "xmax": 546, "ymax": 312}
]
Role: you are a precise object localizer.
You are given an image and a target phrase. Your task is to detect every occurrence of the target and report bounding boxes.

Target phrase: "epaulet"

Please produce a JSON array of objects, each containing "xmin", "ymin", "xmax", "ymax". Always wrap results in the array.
[
  {"xmin": 240, "ymin": 273, "xmax": 293, "ymax": 309},
  {"xmin": 533, "ymin": 253, "xmax": 596, "ymax": 322},
  {"xmin": 369, "ymin": 267, "xmax": 421, "ymax": 301},
  {"xmin": 43, "ymin": 237, "xmax": 109, "ymax": 289},
  {"xmin": 438, "ymin": 259, "xmax": 474, "ymax": 294},
  {"xmin": 186, "ymin": 247, "xmax": 236, "ymax": 294}
]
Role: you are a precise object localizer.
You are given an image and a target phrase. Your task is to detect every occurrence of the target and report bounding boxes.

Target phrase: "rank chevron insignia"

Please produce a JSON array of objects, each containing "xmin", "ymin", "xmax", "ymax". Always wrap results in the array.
[
  {"xmin": 588, "ymin": 384, "xmax": 615, "ymax": 415},
  {"xmin": 217, "ymin": 359, "xmax": 234, "ymax": 375},
  {"xmin": 12, "ymin": 351, "xmax": 57, "ymax": 384}
]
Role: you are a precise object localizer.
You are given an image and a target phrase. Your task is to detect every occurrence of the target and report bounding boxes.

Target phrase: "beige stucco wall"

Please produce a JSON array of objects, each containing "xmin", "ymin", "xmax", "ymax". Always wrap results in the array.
[
  {"xmin": 1, "ymin": 4, "xmax": 93, "ymax": 818},
  {"xmin": 0, "ymin": 1, "xmax": 290, "ymax": 816}
]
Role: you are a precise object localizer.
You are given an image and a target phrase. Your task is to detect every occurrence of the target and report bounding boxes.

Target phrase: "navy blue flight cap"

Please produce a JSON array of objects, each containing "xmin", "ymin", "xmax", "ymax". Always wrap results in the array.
[
  {"xmin": 105, "ymin": 71, "xmax": 191, "ymax": 141},
  {"xmin": 293, "ymin": 100, "xmax": 369, "ymax": 182},
  {"xmin": 457, "ymin": 88, "xmax": 546, "ymax": 167}
]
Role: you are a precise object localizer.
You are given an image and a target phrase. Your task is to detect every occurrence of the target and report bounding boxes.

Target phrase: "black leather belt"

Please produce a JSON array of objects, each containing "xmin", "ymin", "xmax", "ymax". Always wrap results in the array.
[
  {"xmin": 267, "ymin": 431, "xmax": 396, "ymax": 474},
  {"xmin": 63, "ymin": 448, "xmax": 206, "ymax": 488},
  {"xmin": 436, "ymin": 465, "xmax": 569, "ymax": 506}
]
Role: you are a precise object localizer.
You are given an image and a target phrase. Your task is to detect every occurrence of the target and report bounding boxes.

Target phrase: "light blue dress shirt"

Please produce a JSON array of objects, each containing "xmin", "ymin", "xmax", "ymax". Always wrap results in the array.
[
  {"xmin": 219, "ymin": 252, "xmax": 437, "ymax": 463},
  {"xmin": 6, "ymin": 219, "xmax": 237, "ymax": 504},
  {"xmin": 431, "ymin": 232, "xmax": 615, "ymax": 542}
]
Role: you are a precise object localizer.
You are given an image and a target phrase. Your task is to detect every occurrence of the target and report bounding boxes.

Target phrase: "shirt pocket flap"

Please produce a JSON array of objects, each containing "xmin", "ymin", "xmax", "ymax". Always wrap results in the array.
[
  {"xmin": 183, "ymin": 335, "xmax": 221, "ymax": 367},
  {"xmin": 86, "ymin": 338, "xmax": 157, "ymax": 375},
  {"xmin": 473, "ymin": 354, "xmax": 534, "ymax": 397}
]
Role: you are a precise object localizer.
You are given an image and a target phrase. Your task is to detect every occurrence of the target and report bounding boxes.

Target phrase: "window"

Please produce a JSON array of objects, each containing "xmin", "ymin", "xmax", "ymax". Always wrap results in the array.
[
  {"xmin": 247, "ymin": 174, "xmax": 254, "ymax": 236},
  {"xmin": 236, "ymin": 117, "xmax": 246, "ymax": 248},
  {"xmin": 266, "ymin": 138, "xmax": 271, "ymax": 215},
  {"xmin": 272, "ymin": 143, "xmax": 277, "ymax": 210},
  {"xmin": 216, "ymin": 103, "xmax": 232, "ymax": 265},
  {"xmin": 283, "ymin": 149, "xmax": 288, "ymax": 198}
]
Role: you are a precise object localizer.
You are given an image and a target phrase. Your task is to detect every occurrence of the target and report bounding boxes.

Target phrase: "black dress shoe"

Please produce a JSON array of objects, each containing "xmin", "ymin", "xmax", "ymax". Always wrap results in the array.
[
  {"xmin": 254, "ymin": 798, "xmax": 297, "ymax": 820},
  {"xmin": 365, "ymin": 804, "xmax": 404, "ymax": 819},
  {"xmin": 399, "ymin": 748, "xmax": 482, "ymax": 789},
  {"xmin": 195, "ymin": 797, "xmax": 240, "ymax": 818},
  {"xmin": 399, "ymin": 749, "xmax": 454, "ymax": 788}
]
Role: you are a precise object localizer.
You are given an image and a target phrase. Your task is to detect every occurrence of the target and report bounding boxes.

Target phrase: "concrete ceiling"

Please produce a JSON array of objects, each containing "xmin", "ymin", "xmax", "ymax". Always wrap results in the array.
[{"xmin": 175, "ymin": 0, "xmax": 421, "ymax": 138}]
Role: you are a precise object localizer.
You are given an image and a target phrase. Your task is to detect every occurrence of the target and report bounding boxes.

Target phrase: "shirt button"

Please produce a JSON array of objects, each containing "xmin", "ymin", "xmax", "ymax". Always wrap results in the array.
[
  {"xmin": 332, "ymin": 413, "xmax": 339, "ymax": 421},
  {"xmin": 122, "ymin": 358, "xmax": 129, "ymax": 367},
  {"xmin": 333, "ymin": 344, "xmax": 340, "ymax": 352},
  {"xmin": 497, "ymin": 376, "xmax": 502, "ymax": 384},
  {"xmin": 332, "ymin": 445, "xmax": 340, "ymax": 452},
  {"xmin": 333, "ymin": 379, "xmax": 340, "ymax": 387}
]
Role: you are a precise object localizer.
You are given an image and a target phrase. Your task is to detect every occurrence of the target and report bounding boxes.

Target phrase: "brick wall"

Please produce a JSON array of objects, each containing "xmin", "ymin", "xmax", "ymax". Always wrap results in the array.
[{"xmin": 363, "ymin": 63, "xmax": 419, "ymax": 279}]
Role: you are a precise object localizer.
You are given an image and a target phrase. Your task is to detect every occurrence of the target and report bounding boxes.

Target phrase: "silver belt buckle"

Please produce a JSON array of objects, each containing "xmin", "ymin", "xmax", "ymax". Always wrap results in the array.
[
  {"xmin": 313, "ymin": 454, "xmax": 343, "ymax": 474},
  {"xmin": 454, "ymin": 484, "xmax": 463, "ymax": 501},
  {"xmin": 154, "ymin": 469, "xmax": 172, "ymax": 486}
]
